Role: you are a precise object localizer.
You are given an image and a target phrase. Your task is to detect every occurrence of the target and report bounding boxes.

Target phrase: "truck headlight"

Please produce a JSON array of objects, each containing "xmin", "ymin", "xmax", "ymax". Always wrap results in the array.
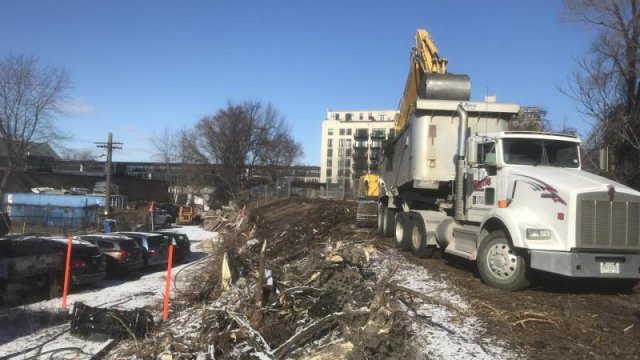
[{"xmin": 526, "ymin": 228, "xmax": 552, "ymax": 240}]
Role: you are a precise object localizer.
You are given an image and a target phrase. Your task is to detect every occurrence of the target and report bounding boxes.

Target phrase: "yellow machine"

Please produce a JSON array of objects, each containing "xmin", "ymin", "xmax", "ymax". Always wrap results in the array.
[
  {"xmin": 177, "ymin": 206, "xmax": 194, "ymax": 225},
  {"xmin": 358, "ymin": 173, "xmax": 380, "ymax": 197},
  {"xmin": 394, "ymin": 29, "xmax": 470, "ymax": 133}
]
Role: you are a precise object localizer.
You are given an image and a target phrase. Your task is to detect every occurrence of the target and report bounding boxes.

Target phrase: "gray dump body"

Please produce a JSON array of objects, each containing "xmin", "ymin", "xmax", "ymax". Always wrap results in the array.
[{"xmin": 381, "ymin": 100, "xmax": 519, "ymax": 190}]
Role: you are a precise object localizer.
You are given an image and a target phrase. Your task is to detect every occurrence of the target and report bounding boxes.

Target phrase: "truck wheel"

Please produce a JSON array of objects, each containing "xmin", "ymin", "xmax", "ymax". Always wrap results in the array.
[
  {"xmin": 382, "ymin": 207, "xmax": 396, "ymax": 237},
  {"xmin": 477, "ymin": 230, "xmax": 530, "ymax": 291},
  {"xmin": 394, "ymin": 213, "xmax": 411, "ymax": 250},
  {"xmin": 410, "ymin": 214, "xmax": 436, "ymax": 258},
  {"xmin": 377, "ymin": 204, "xmax": 385, "ymax": 233}
]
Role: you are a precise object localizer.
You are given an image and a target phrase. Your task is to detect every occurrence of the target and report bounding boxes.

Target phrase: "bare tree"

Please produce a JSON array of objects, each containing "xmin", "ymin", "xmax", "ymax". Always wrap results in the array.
[
  {"xmin": 151, "ymin": 128, "xmax": 181, "ymax": 188},
  {"xmin": 563, "ymin": 0, "xmax": 640, "ymax": 187},
  {"xmin": 509, "ymin": 106, "xmax": 552, "ymax": 131},
  {"xmin": 0, "ymin": 54, "xmax": 70, "ymax": 204},
  {"xmin": 60, "ymin": 148, "xmax": 96, "ymax": 161},
  {"xmin": 191, "ymin": 101, "xmax": 303, "ymax": 201}
]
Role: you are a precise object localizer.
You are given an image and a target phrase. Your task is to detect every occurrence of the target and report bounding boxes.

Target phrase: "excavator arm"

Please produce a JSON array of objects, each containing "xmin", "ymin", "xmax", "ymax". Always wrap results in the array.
[{"xmin": 394, "ymin": 29, "xmax": 470, "ymax": 132}]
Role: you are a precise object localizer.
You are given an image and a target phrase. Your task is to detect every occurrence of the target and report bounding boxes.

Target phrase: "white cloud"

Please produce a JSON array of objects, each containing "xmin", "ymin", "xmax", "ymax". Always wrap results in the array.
[{"xmin": 58, "ymin": 98, "xmax": 95, "ymax": 115}]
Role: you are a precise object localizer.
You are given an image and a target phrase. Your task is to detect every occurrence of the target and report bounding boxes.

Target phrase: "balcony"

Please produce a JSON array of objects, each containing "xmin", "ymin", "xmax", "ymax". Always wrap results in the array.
[
  {"xmin": 352, "ymin": 149, "xmax": 368, "ymax": 160},
  {"xmin": 353, "ymin": 161, "xmax": 369, "ymax": 171},
  {"xmin": 353, "ymin": 141, "xmax": 368, "ymax": 149},
  {"xmin": 354, "ymin": 130, "xmax": 369, "ymax": 140},
  {"xmin": 371, "ymin": 131, "xmax": 386, "ymax": 140}
]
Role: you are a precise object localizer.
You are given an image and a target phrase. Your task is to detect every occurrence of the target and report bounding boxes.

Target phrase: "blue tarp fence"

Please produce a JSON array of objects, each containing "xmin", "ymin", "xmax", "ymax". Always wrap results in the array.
[{"xmin": 3, "ymin": 193, "xmax": 111, "ymax": 229}]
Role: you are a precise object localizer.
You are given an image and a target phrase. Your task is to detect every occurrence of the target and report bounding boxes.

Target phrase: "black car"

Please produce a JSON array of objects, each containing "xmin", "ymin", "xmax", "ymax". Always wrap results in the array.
[
  {"xmin": 45, "ymin": 237, "xmax": 106, "ymax": 286},
  {"xmin": 78, "ymin": 234, "xmax": 144, "ymax": 276},
  {"xmin": 153, "ymin": 230, "xmax": 191, "ymax": 263},
  {"xmin": 114, "ymin": 232, "xmax": 170, "ymax": 268}
]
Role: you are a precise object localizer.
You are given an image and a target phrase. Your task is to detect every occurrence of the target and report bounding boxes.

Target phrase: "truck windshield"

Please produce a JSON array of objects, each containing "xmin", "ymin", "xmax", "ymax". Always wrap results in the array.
[{"xmin": 502, "ymin": 138, "xmax": 579, "ymax": 168}]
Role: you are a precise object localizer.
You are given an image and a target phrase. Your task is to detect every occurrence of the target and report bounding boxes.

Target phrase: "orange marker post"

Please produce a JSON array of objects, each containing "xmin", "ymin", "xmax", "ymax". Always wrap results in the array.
[
  {"xmin": 163, "ymin": 244, "xmax": 174, "ymax": 320},
  {"xmin": 61, "ymin": 236, "xmax": 73, "ymax": 309}
]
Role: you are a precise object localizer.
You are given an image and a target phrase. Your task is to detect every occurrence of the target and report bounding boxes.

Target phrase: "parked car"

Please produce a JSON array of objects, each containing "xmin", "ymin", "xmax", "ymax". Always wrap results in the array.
[
  {"xmin": 0, "ymin": 235, "xmax": 64, "ymax": 303},
  {"xmin": 78, "ymin": 234, "xmax": 144, "ymax": 276},
  {"xmin": 153, "ymin": 230, "xmax": 191, "ymax": 263},
  {"xmin": 44, "ymin": 237, "xmax": 106, "ymax": 286},
  {"xmin": 115, "ymin": 232, "xmax": 170, "ymax": 268}
]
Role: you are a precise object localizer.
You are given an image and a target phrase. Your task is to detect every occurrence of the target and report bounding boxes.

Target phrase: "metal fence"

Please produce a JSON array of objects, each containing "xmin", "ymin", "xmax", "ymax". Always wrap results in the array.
[
  {"xmin": 238, "ymin": 179, "xmax": 361, "ymax": 207},
  {"xmin": 237, "ymin": 179, "xmax": 293, "ymax": 207}
]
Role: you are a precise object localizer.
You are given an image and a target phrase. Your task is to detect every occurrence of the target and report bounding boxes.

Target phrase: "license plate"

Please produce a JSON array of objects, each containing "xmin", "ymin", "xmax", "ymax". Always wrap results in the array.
[{"xmin": 599, "ymin": 262, "xmax": 620, "ymax": 274}]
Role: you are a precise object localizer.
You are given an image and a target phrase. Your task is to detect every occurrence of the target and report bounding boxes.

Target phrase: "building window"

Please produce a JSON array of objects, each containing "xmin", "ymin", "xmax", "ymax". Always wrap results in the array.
[
  {"xmin": 345, "ymin": 159, "xmax": 351, "ymax": 167},
  {"xmin": 339, "ymin": 139, "xmax": 345, "ymax": 148},
  {"xmin": 327, "ymin": 148, "xmax": 333, "ymax": 157},
  {"xmin": 327, "ymin": 139, "xmax": 333, "ymax": 148},
  {"xmin": 339, "ymin": 128, "xmax": 345, "ymax": 135},
  {"xmin": 333, "ymin": 113, "xmax": 340, "ymax": 120},
  {"xmin": 347, "ymin": 129, "xmax": 352, "ymax": 135},
  {"xmin": 346, "ymin": 113, "xmax": 352, "ymax": 121},
  {"xmin": 327, "ymin": 159, "xmax": 332, "ymax": 167},
  {"xmin": 346, "ymin": 139, "xmax": 352, "ymax": 147},
  {"xmin": 368, "ymin": 113, "xmax": 374, "ymax": 121},
  {"xmin": 328, "ymin": 128, "xmax": 334, "ymax": 135},
  {"xmin": 359, "ymin": 113, "xmax": 363, "ymax": 120},
  {"xmin": 380, "ymin": 114, "xmax": 386, "ymax": 121},
  {"xmin": 338, "ymin": 148, "xmax": 345, "ymax": 157},
  {"xmin": 326, "ymin": 169, "xmax": 332, "ymax": 177},
  {"xmin": 346, "ymin": 148, "xmax": 352, "ymax": 156}
]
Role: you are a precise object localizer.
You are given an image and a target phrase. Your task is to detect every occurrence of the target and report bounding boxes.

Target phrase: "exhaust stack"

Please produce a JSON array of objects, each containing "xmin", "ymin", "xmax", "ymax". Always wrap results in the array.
[{"xmin": 454, "ymin": 104, "xmax": 467, "ymax": 221}]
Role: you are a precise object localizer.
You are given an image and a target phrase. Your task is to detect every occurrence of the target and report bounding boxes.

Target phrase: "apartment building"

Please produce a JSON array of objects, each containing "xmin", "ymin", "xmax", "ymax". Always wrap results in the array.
[{"xmin": 320, "ymin": 109, "xmax": 397, "ymax": 185}]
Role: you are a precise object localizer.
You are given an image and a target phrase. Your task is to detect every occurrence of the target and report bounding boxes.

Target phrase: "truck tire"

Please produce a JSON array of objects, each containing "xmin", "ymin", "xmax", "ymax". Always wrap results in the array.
[
  {"xmin": 394, "ymin": 212, "xmax": 412, "ymax": 250},
  {"xmin": 382, "ymin": 207, "xmax": 396, "ymax": 238},
  {"xmin": 377, "ymin": 204, "xmax": 385, "ymax": 233},
  {"xmin": 409, "ymin": 213, "xmax": 436, "ymax": 258},
  {"xmin": 477, "ymin": 230, "xmax": 530, "ymax": 291}
]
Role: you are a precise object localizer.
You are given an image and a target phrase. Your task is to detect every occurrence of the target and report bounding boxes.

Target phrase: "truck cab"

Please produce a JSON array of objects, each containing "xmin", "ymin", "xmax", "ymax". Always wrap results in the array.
[{"xmin": 464, "ymin": 132, "xmax": 640, "ymax": 289}]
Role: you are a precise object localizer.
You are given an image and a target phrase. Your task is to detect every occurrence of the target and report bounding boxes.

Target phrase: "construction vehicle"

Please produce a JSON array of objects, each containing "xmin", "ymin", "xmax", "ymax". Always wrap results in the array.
[
  {"xmin": 378, "ymin": 29, "xmax": 640, "ymax": 290},
  {"xmin": 177, "ymin": 206, "xmax": 194, "ymax": 225},
  {"xmin": 356, "ymin": 174, "xmax": 380, "ymax": 227}
]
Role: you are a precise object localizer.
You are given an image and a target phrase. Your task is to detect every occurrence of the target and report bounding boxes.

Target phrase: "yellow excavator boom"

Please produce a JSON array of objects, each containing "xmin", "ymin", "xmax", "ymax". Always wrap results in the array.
[{"xmin": 394, "ymin": 29, "xmax": 470, "ymax": 132}]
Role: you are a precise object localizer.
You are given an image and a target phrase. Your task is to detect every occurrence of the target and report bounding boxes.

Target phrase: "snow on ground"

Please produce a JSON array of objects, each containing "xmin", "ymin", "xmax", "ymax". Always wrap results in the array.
[
  {"xmin": 370, "ymin": 250, "xmax": 522, "ymax": 360},
  {"xmin": 0, "ymin": 225, "xmax": 218, "ymax": 359}
]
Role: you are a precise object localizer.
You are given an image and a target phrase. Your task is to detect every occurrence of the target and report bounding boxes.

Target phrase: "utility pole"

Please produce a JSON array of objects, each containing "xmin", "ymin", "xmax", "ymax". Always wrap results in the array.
[{"xmin": 95, "ymin": 133, "xmax": 123, "ymax": 217}]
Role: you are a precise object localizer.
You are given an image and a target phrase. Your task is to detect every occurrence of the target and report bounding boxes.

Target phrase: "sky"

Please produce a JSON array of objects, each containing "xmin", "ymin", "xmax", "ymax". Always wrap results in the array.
[{"xmin": 0, "ymin": 0, "xmax": 594, "ymax": 165}]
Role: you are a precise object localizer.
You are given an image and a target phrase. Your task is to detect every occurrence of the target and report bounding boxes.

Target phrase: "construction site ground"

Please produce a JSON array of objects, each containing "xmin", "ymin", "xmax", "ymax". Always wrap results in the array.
[
  {"xmin": 241, "ymin": 197, "xmax": 640, "ymax": 359},
  {"xmin": 1, "ymin": 197, "xmax": 639, "ymax": 359}
]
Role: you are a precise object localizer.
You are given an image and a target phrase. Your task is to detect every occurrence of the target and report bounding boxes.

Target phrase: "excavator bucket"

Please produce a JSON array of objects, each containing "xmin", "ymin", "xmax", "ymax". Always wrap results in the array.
[{"xmin": 419, "ymin": 73, "xmax": 471, "ymax": 101}]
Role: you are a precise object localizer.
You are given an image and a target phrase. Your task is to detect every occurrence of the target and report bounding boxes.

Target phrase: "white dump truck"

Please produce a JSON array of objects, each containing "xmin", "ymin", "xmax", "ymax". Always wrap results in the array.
[{"xmin": 378, "ymin": 30, "xmax": 640, "ymax": 290}]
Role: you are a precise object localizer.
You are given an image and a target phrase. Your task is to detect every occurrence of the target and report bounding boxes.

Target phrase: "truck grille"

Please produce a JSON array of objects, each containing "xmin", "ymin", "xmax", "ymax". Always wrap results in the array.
[{"xmin": 576, "ymin": 193, "xmax": 640, "ymax": 250}]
